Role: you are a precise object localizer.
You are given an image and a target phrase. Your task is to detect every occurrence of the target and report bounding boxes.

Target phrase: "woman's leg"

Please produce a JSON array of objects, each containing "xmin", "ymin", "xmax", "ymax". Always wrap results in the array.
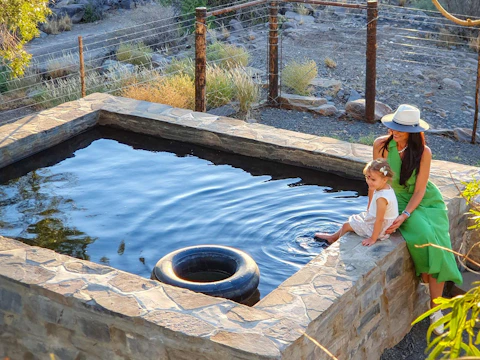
[
  {"xmin": 427, "ymin": 274, "xmax": 444, "ymax": 308},
  {"xmin": 315, "ymin": 222, "xmax": 353, "ymax": 244}
]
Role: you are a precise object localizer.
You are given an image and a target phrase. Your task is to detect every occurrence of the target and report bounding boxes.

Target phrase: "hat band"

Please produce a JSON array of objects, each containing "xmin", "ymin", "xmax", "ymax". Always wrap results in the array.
[{"xmin": 392, "ymin": 117, "xmax": 419, "ymax": 127}]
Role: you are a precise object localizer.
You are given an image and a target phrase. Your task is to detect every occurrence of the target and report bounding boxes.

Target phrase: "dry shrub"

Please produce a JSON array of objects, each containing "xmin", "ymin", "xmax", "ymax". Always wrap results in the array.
[
  {"xmin": 399, "ymin": 0, "xmax": 407, "ymax": 6},
  {"xmin": 231, "ymin": 68, "xmax": 259, "ymax": 114},
  {"xmin": 438, "ymin": 28, "xmax": 456, "ymax": 47},
  {"xmin": 116, "ymin": 42, "xmax": 153, "ymax": 67},
  {"xmin": 207, "ymin": 42, "xmax": 250, "ymax": 69},
  {"xmin": 34, "ymin": 72, "xmax": 109, "ymax": 109},
  {"xmin": 121, "ymin": 74, "xmax": 195, "ymax": 110},
  {"xmin": 295, "ymin": 4, "xmax": 310, "ymax": 16},
  {"xmin": 42, "ymin": 16, "xmax": 72, "ymax": 35},
  {"xmin": 324, "ymin": 57, "xmax": 337, "ymax": 68},
  {"xmin": 220, "ymin": 23, "xmax": 230, "ymax": 40},
  {"xmin": 281, "ymin": 59, "xmax": 318, "ymax": 96},
  {"xmin": 46, "ymin": 52, "xmax": 78, "ymax": 79},
  {"xmin": 163, "ymin": 57, "xmax": 195, "ymax": 78},
  {"xmin": 468, "ymin": 33, "xmax": 480, "ymax": 52},
  {"xmin": 206, "ymin": 65, "xmax": 235, "ymax": 109}
]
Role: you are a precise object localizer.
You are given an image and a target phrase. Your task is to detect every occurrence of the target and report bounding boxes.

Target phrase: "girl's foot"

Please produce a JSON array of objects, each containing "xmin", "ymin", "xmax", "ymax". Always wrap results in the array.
[{"xmin": 314, "ymin": 233, "xmax": 337, "ymax": 244}]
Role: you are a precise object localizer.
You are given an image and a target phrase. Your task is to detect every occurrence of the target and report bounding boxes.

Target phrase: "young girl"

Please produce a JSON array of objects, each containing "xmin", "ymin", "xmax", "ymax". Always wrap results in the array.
[{"xmin": 315, "ymin": 159, "xmax": 399, "ymax": 246}]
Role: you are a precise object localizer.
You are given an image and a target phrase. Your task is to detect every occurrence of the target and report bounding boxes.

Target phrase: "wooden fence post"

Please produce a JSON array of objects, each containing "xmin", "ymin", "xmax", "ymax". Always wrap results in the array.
[
  {"xmin": 78, "ymin": 36, "xmax": 86, "ymax": 98},
  {"xmin": 195, "ymin": 7, "xmax": 207, "ymax": 112},
  {"xmin": 473, "ymin": 47, "xmax": 479, "ymax": 144},
  {"xmin": 268, "ymin": 0, "xmax": 279, "ymax": 105},
  {"xmin": 365, "ymin": 0, "xmax": 377, "ymax": 123}
]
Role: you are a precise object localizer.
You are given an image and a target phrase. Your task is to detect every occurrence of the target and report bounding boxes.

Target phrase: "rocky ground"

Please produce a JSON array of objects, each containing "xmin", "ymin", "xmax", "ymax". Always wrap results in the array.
[{"xmin": 4, "ymin": 1, "xmax": 479, "ymax": 358}]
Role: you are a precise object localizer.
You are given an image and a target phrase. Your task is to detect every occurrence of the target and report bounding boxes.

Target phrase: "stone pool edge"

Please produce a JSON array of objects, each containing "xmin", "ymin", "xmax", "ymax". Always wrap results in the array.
[{"xmin": 0, "ymin": 93, "xmax": 478, "ymax": 360}]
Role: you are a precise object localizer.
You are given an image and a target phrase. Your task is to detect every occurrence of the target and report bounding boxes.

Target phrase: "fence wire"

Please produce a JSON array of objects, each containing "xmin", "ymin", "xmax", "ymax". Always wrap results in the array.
[{"xmin": 0, "ymin": 1, "xmax": 479, "ymax": 136}]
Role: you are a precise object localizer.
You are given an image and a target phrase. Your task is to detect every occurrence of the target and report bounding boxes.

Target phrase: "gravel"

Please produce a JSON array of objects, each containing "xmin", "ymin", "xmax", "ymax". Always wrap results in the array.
[{"xmin": 256, "ymin": 107, "xmax": 480, "ymax": 167}]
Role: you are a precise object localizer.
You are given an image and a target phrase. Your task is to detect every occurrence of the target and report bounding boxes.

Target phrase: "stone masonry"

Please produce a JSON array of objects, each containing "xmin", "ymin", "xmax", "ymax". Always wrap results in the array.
[{"xmin": 0, "ymin": 94, "xmax": 478, "ymax": 360}]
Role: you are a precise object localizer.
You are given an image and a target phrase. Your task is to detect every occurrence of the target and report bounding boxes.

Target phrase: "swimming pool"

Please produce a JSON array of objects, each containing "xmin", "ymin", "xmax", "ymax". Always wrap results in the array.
[{"xmin": 0, "ymin": 126, "xmax": 367, "ymax": 298}]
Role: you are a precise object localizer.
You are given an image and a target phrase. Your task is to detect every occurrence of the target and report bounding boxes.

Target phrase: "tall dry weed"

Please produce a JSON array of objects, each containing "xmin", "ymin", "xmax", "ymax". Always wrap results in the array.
[
  {"xmin": 116, "ymin": 42, "xmax": 153, "ymax": 67},
  {"xmin": 207, "ymin": 42, "xmax": 250, "ymax": 69},
  {"xmin": 281, "ymin": 59, "xmax": 317, "ymax": 96},
  {"xmin": 206, "ymin": 65, "xmax": 235, "ymax": 109},
  {"xmin": 46, "ymin": 52, "xmax": 78, "ymax": 79},
  {"xmin": 121, "ymin": 74, "xmax": 195, "ymax": 110},
  {"xmin": 231, "ymin": 69, "xmax": 259, "ymax": 114}
]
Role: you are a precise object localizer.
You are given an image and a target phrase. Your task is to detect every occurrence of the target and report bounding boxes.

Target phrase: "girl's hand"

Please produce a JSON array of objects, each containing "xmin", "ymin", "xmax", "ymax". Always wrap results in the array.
[
  {"xmin": 385, "ymin": 214, "xmax": 407, "ymax": 234},
  {"xmin": 362, "ymin": 237, "xmax": 377, "ymax": 246}
]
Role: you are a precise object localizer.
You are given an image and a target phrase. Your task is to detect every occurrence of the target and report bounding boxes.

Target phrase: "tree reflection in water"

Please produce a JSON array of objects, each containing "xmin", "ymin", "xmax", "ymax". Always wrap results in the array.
[{"xmin": 2, "ymin": 170, "xmax": 96, "ymax": 260}]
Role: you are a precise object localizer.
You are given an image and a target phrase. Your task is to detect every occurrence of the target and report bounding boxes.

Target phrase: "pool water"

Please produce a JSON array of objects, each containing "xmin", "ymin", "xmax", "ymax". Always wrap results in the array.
[{"xmin": 0, "ymin": 127, "xmax": 368, "ymax": 297}]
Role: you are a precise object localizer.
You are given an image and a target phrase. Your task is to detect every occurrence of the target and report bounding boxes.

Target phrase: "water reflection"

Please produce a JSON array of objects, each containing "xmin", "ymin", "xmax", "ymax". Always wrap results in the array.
[{"xmin": 1, "ymin": 169, "xmax": 96, "ymax": 260}]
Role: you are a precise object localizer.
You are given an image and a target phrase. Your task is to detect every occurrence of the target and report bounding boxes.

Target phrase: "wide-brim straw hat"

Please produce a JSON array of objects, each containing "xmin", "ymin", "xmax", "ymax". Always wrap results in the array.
[{"xmin": 381, "ymin": 104, "xmax": 429, "ymax": 133}]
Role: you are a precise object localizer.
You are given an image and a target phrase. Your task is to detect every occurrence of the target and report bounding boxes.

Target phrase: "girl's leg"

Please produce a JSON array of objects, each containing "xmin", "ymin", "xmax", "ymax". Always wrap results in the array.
[{"xmin": 315, "ymin": 223, "xmax": 353, "ymax": 244}]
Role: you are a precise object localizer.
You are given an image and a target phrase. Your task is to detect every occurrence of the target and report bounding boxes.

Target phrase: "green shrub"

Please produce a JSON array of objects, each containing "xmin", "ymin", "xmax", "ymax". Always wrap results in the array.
[
  {"xmin": 0, "ymin": 66, "xmax": 11, "ymax": 93},
  {"xmin": 116, "ymin": 42, "xmax": 153, "ymax": 67},
  {"xmin": 83, "ymin": 1, "xmax": 104, "ymax": 23},
  {"xmin": 207, "ymin": 42, "xmax": 249, "ymax": 69},
  {"xmin": 206, "ymin": 65, "xmax": 234, "ymax": 109},
  {"xmin": 281, "ymin": 59, "xmax": 317, "ymax": 96}
]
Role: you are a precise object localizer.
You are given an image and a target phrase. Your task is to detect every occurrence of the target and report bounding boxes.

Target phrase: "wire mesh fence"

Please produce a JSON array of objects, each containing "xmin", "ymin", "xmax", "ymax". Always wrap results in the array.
[{"xmin": 0, "ymin": 0, "xmax": 479, "ymax": 140}]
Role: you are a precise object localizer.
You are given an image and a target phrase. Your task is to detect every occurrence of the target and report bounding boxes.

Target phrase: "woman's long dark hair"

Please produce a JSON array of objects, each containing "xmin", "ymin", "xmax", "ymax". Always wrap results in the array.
[{"xmin": 381, "ymin": 132, "xmax": 425, "ymax": 186}]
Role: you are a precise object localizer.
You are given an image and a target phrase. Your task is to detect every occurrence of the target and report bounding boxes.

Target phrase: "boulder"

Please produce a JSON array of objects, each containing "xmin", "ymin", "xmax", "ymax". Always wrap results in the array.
[
  {"xmin": 442, "ymin": 78, "xmax": 462, "ymax": 90},
  {"xmin": 345, "ymin": 99, "xmax": 393, "ymax": 121},
  {"xmin": 53, "ymin": 4, "xmax": 86, "ymax": 23},
  {"xmin": 310, "ymin": 78, "xmax": 341, "ymax": 92},
  {"xmin": 229, "ymin": 19, "xmax": 244, "ymax": 35},
  {"xmin": 311, "ymin": 104, "xmax": 337, "ymax": 116},
  {"xmin": 279, "ymin": 94, "xmax": 327, "ymax": 110}
]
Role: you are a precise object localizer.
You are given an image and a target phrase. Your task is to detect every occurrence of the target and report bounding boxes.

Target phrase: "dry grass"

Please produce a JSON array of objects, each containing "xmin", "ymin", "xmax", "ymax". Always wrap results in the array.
[
  {"xmin": 206, "ymin": 65, "xmax": 235, "ymax": 109},
  {"xmin": 34, "ymin": 71, "xmax": 109, "ymax": 109},
  {"xmin": 398, "ymin": 0, "xmax": 408, "ymax": 6},
  {"xmin": 324, "ymin": 57, "xmax": 337, "ymax": 69},
  {"xmin": 121, "ymin": 73, "xmax": 195, "ymax": 110},
  {"xmin": 42, "ymin": 16, "xmax": 72, "ymax": 35},
  {"xmin": 281, "ymin": 59, "xmax": 317, "ymax": 96},
  {"xmin": 163, "ymin": 57, "xmax": 195, "ymax": 78},
  {"xmin": 207, "ymin": 42, "xmax": 250, "ymax": 69},
  {"xmin": 295, "ymin": 4, "xmax": 310, "ymax": 16},
  {"xmin": 438, "ymin": 28, "xmax": 456, "ymax": 47},
  {"xmin": 231, "ymin": 68, "xmax": 260, "ymax": 114},
  {"xmin": 220, "ymin": 24, "xmax": 230, "ymax": 40},
  {"xmin": 46, "ymin": 52, "xmax": 78, "ymax": 79},
  {"xmin": 468, "ymin": 33, "xmax": 480, "ymax": 52},
  {"xmin": 116, "ymin": 42, "xmax": 153, "ymax": 67}
]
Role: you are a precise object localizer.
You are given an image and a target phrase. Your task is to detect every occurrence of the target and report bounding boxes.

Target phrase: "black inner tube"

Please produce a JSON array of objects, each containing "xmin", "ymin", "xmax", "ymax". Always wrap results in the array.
[{"xmin": 174, "ymin": 256, "xmax": 238, "ymax": 283}]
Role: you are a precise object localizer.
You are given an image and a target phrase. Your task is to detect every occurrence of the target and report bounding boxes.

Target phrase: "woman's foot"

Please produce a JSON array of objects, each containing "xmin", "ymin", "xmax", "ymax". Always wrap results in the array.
[{"xmin": 314, "ymin": 233, "xmax": 337, "ymax": 244}]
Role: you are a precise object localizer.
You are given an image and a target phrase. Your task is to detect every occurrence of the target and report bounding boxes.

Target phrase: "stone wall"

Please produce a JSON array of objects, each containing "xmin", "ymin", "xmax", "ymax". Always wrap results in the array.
[{"xmin": 0, "ymin": 94, "xmax": 478, "ymax": 360}]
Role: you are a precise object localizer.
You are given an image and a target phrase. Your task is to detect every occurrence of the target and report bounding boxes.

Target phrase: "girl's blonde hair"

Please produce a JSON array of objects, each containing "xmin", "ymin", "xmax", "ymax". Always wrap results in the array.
[{"xmin": 363, "ymin": 158, "xmax": 394, "ymax": 178}]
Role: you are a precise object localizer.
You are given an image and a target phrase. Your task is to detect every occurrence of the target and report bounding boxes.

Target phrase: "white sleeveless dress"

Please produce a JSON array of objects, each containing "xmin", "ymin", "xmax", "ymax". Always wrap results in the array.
[{"xmin": 348, "ymin": 187, "xmax": 399, "ymax": 240}]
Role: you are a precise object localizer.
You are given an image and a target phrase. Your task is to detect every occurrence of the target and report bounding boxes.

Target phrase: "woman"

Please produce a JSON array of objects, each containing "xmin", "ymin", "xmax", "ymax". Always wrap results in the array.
[{"xmin": 374, "ymin": 104, "xmax": 463, "ymax": 335}]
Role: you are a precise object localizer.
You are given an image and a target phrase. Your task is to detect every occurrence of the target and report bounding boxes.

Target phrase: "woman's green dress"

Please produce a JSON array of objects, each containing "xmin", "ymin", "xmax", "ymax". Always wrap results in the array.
[{"xmin": 387, "ymin": 140, "xmax": 463, "ymax": 284}]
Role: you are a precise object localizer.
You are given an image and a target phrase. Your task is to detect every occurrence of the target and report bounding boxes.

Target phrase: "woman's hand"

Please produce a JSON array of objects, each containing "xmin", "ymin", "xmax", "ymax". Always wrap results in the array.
[{"xmin": 385, "ymin": 214, "xmax": 408, "ymax": 234}]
